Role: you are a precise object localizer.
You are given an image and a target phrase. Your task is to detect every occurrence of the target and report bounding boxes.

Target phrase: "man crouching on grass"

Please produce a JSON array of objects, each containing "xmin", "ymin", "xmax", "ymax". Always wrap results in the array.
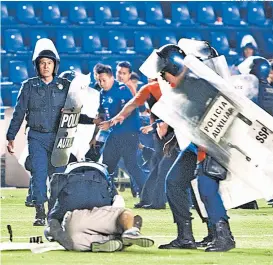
[{"xmin": 45, "ymin": 196, "xmax": 154, "ymax": 252}]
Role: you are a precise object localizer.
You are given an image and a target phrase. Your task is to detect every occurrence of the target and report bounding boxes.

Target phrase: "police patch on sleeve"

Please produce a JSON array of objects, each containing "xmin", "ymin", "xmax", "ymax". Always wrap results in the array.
[{"xmin": 58, "ymin": 83, "xmax": 64, "ymax": 90}]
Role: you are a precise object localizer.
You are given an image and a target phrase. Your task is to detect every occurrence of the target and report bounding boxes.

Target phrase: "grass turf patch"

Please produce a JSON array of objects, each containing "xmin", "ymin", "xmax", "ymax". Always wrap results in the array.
[{"xmin": 1, "ymin": 188, "xmax": 273, "ymax": 265}]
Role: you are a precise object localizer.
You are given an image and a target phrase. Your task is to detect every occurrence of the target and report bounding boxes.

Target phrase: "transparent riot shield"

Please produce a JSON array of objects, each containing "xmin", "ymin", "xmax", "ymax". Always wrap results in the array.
[
  {"xmin": 51, "ymin": 73, "xmax": 91, "ymax": 167},
  {"xmin": 152, "ymin": 55, "xmax": 273, "ymax": 201}
]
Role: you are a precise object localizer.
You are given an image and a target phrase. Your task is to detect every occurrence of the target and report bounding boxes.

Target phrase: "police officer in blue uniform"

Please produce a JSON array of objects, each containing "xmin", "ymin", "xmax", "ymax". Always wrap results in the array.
[
  {"xmin": 250, "ymin": 58, "xmax": 273, "ymax": 208},
  {"xmin": 231, "ymin": 38, "xmax": 258, "ymax": 75},
  {"xmin": 250, "ymin": 58, "xmax": 273, "ymax": 116},
  {"xmin": 98, "ymin": 65, "xmax": 147, "ymax": 192},
  {"xmin": 47, "ymin": 162, "xmax": 116, "ymax": 224},
  {"xmin": 142, "ymin": 44, "xmax": 235, "ymax": 252},
  {"xmin": 235, "ymin": 57, "xmax": 272, "ymax": 210},
  {"xmin": 6, "ymin": 39, "xmax": 71, "ymax": 226}
]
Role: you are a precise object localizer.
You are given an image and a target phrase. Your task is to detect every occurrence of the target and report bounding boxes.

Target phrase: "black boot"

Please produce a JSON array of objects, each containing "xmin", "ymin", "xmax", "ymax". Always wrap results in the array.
[
  {"xmin": 134, "ymin": 201, "xmax": 147, "ymax": 208},
  {"xmin": 33, "ymin": 204, "xmax": 46, "ymax": 226},
  {"xmin": 205, "ymin": 219, "xmax": 235, "ymax": 252},
  {"xmin": 158, "ymin": 220, "xmax": 196, "ymax": 249},
  {"xmin": 142, "ymin": 204, "xmax": 166, "ymax": 210},
  {"xmin": 196, "ymin": 222, "xmax": 215, "ymax": 248}
]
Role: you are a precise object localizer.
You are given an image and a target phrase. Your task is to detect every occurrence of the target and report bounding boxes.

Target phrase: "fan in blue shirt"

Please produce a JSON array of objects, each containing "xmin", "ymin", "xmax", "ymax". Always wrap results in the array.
[
  {"xmin": 97, "ymin": 65, "xmax": 147, "ymax": 192},
  {"xmin": 99, "ymin": 79, "xmax": 140, "ymax": 135}
]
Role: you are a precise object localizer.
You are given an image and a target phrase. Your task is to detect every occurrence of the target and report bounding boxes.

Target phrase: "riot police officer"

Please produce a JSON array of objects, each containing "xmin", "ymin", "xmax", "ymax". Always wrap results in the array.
[
  {"xmin": 140, "ymin": 42, "xmax": 235, "ymax": 252},
  {"xmin": 250, "ymin": 58, "xmax": 273, "ymax": 116},
  {"xmin": 6, "ymin": 38, "xmax": 70, "ymax": 226}
]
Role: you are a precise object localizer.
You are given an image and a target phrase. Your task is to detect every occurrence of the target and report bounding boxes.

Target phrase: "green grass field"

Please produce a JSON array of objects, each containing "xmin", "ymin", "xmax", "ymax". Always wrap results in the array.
[{"xmin": 1, "ymin": 188, "xmax": 273, "ymax": 265}]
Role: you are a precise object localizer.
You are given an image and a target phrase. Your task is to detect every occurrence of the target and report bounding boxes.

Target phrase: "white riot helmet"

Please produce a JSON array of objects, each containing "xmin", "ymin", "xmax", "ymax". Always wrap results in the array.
[{"xmin": 32, "ymin": 38, "xmax": 60, "ymax": 76}]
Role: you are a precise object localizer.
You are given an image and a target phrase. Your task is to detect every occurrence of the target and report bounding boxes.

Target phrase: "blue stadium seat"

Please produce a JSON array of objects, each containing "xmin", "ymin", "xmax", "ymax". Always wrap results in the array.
[
  {"xmin": 222, "ymin": 2, "xmax": 246, "ymax": 26},
  {"xmin": 119, "ymin": 2, "xmax": 145, "ymax": 25},
  {"xmin": 211, "ymin": 32, "xmax": 230, "ymax": 55},
  {"xmin": 247, "ymin": 2, "xmax": 271, "ymax": 26},
  {"xmin": 258, "ymin": 32, "xmax": 273, "ymax": 56},
  {"xmin": 0, "ymin": 67, "xmax": 9, "ymax": 82},
  {"xmin": 56, "ymin": 31, "xmax": 80, "ymax": 53},
  {"xmin": 158, "ymin": 32, "xmax": 177, "ymax": 47},
  {"xmin": 134, "ymin": 32, "xmax": 153, "ymax": 54},
  {"xmin": 4, "ymin": 29, "xmax": 28, "ymax": 53},
  {"xmin": 238, "ymin": 2, "xmax": 248, "ymax": 20},
  {"xmin": 88, "ymin": 61, "xmax": 99, "ymax": 75},
  {"xmin": 42, "ymin": 2, "xmax": 65, "ymax": 25},
  {"xmin": 145, "ymin": 2, "xmax": 170, "ymax": 26},
  {"xmin": 196, "ymin": 3, "xmax": 216, "ymax": 25},
  {"xmin": 68, "ymin": 2, "xmax": 94, "ymax": 24},
  {"xmin": 183, "ymin": 32, "xmax": 202, "ymax": 41},
  {"xmin": 212, "ymin": 2, "xmax": 224, "ymax": 17},
  {"xmin": 29, "ymin": 31, "xmax": 48, "ymax": 49},
  {"xmin": 1, "ymin": 2, "xmax": 15, "ymax": 24},
  {"xmin": 82, "ymin": 31, "xmax": 103, "ymax": 53},
  {"xmin": 108, "ymin": 31, "xmax": 127, "ymax": 53},
  {"xmin": 26, "ymin": 60, "xmax": 36, "ymax": 78},
  {"xmin": 94, "ymin": 3, "xmax": 119, "ymax": 25},
  {"xmin": 171, "ymin": 3, "xmax": 194, "ymax": 25},
  {"xmin": 104, "ymin": 61, "xmax": 119, "ymax": 74},
  {"xmin": 9, "ymin": 61, "xmax": 29, "ymax": 83},
  {"xmin": 59, "ymin": 60, "xmax": 82, "ymax": 74},
  {"xmin": 16, "ymin": 2, "xmax": 41, "ymax": 25},
  {"xmin": 1, "ymin": 84, "xmax": 14, "ymax": 107}
]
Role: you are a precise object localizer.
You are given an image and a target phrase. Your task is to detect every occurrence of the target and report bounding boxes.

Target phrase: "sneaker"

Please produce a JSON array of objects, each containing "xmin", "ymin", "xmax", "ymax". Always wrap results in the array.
[
  {"xmin": 133, "ymin": 215, "xmax": 143, "ymax": 230},
  {"xmin": 33, "ymin": 218, "xmax": 46, "ymax": 226},
  {"xmin": 91, "ymin": 240, "xmax": 123, "ymax": 252},
  {"xmin": 33, "ymin": 204, "xmax": 46, "ymax": 226},
  {"xmin": 25, "ymin": 201, "xmax": 35, "ymax": 207},
  {"xmin": 122, "ymin": 227, "xmax": 154, "ymax": 248}
]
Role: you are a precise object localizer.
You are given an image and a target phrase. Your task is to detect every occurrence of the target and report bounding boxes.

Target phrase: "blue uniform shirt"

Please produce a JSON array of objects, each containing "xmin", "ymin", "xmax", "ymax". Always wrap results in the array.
[
  {"xmin": 258, "ymin": 80, "xmax": 273, "ymax": 116},
  {"xmin": 7, "ymin": 76, "xmax": 70, "ymax": 140},
  {"xmin": 99, "ymin": 81, "xmax": 140, "ymax": 134}
]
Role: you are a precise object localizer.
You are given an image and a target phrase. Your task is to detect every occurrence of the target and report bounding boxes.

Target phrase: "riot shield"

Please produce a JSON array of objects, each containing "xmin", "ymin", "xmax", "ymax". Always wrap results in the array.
[
  {"xmin": 51, "ymin": 73, "xmax": 91, "ymax": 167},
  {"xmin": 152, "ymin": 55, "xmax": 273, "ymax": 201}
]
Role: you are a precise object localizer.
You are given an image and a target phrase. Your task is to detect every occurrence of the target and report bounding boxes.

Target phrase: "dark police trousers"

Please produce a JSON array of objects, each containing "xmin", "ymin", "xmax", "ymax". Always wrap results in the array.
[
  {"xmin": 27, "ymin": 130, "xmax": 58, "ymax": 205},
  {"xmin": 167, "ymin": 148, "xmax": 228, "ymax": 224},
  {"xmin": 196, "ymin": 162, "xmax": 228, "ymax": 224},
  {"xmin": 102, "ymin": 132, "xmax": 147, "ymax": 192},
  {"xmin": 140, "ymin": 136, "xmax": 177, "ymax": 207},
  {"xmin": 166, "ymin": 150, "xmax": 197, "ymax": 223},
  {"xmin": 48, "ymin": 169, "xmax": 114, "ymax": 223}
]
